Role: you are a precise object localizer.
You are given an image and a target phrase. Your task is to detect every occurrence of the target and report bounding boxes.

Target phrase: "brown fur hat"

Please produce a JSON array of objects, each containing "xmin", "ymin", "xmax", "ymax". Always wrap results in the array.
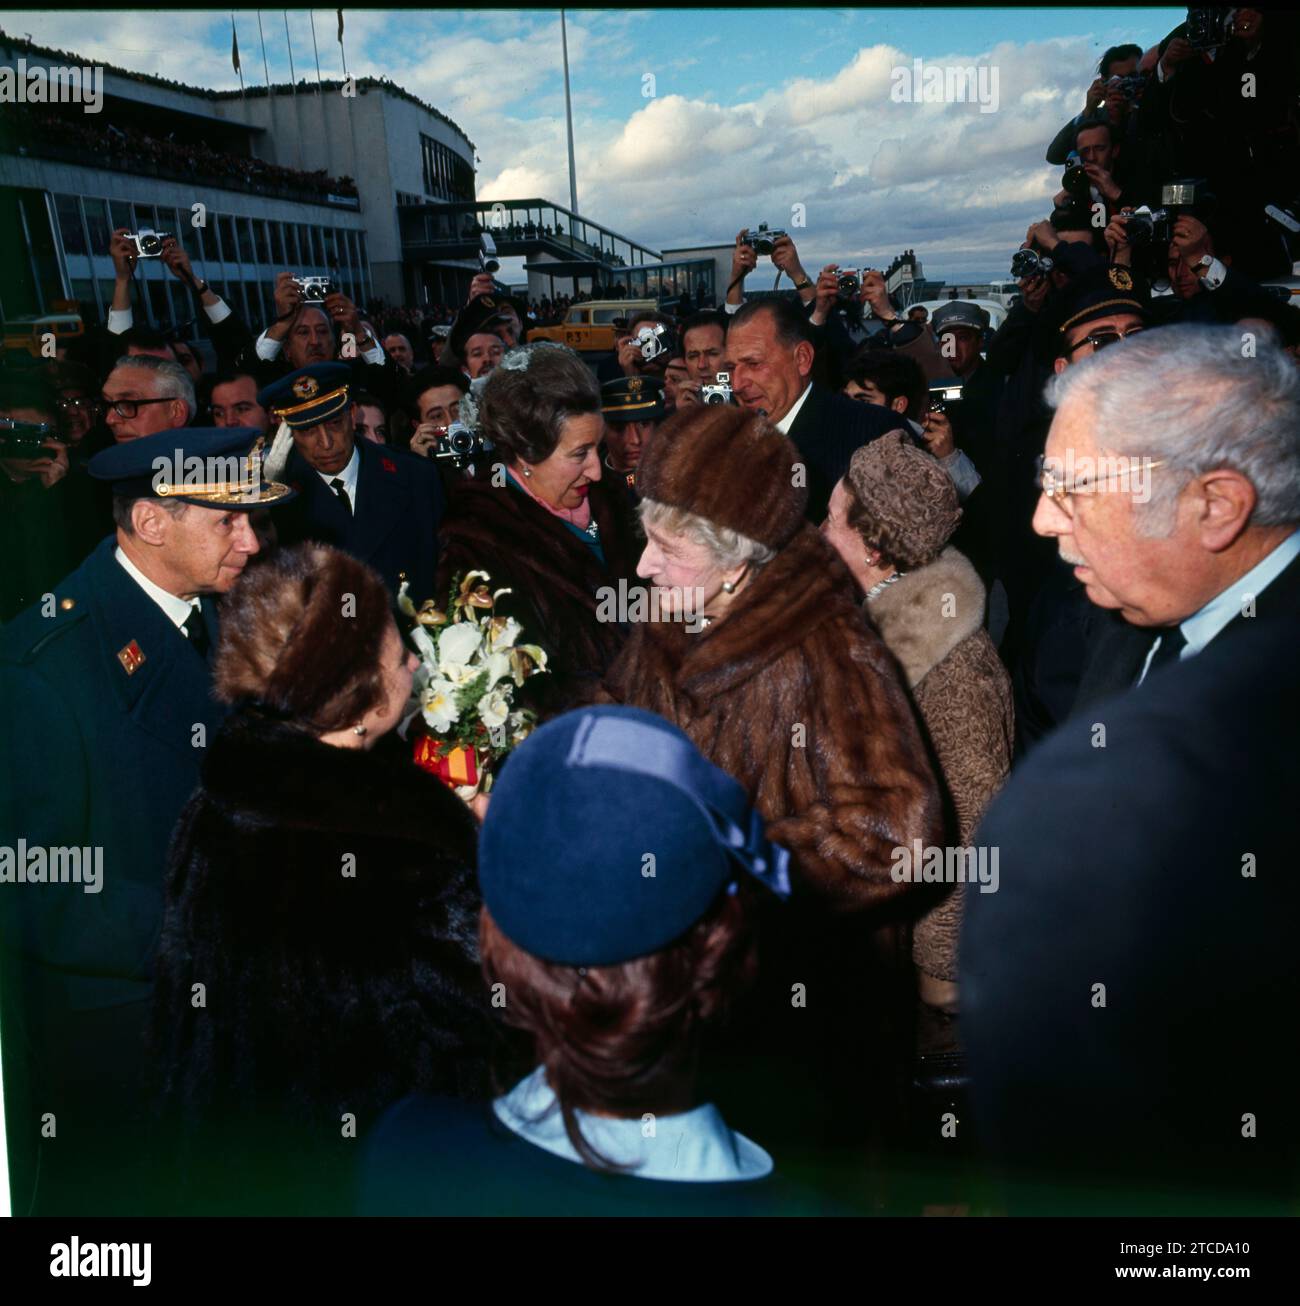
[
  {"xmin": 635, "ymin": 404, "xmax": 807, "ymax": 549},
  {"xmin": 214, "ymin": 542, "xmax": 394, "ymax": 733},
  {"xmin": 845, "ymin": 431, "xmax": 961, "ymax": 570}
]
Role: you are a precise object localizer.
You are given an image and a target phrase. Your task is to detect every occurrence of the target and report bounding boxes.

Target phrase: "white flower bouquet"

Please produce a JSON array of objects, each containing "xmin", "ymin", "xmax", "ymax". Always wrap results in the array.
[{"xmin": 397, "ymin": 570, "xmax": 548, "ymax": 800}]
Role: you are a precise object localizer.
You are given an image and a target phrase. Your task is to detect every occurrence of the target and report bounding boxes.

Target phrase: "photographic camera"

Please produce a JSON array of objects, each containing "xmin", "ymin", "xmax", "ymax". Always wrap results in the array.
[
  {"xmin": 1011, "ymin": 248, "xmax": 1054, "ymax": 279},
  {"xmin": 434, "ymin": 421, "xmax": 487, "ymax": 469},
  {"xmin": 837, "ymin": 270, "xmax": 862, "ymax": 299},
  {"xmin": 1121, "ymin": 206, "xmax": 1173, "ymax": 247},
  {"xmin": 635, "ymin": 322, "xmax": 673, "ymax": 363},
  {"xmin": 293, "ymin": 275, "xmax": 332, "ymax": 303},
  {"xmin": 126, "ymin": 230, "xmax": 169, "ymax": 258},
  {"xmin": 1061, "ymin": 151, "xmax": 1091, "ymax": 205},
  {"xmin": 741, "ymin": 223, "xmax": 788, "ymax": 256},
  {"xmin": 1186, "ymin": 6, "xmax": 1230, "ymax": 52},
  {"xmin": 928, "ymin": 381, "xmax": 964, "ymax": 414},
  {"xmin": 701, "ymin": 372, "xmax": 735, "ymax": 405},
  {"xmin": 0, "ymin": 417, "xmax": 59, "ymax": 457},
  {"xmin": 479, "ymin": 233, "xmax": 500, "ymax": 276},
  {"xmin": 1107, "ymin": 73, "xmax": 1145, "ymax": 100}
]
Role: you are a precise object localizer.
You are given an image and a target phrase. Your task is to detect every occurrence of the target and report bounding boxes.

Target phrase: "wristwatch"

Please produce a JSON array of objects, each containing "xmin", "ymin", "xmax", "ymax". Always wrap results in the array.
[
  {"xmin": 792, "ymin": 277, "xmax": 814, "ymax": 292},
  {"xmin": 1195, "ymin": 254, "xmax": 1226, "ymax": 290}
]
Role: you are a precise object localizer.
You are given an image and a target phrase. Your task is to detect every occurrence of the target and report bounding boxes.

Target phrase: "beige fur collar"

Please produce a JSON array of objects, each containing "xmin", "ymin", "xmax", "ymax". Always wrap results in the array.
[{"xmin": 864, "ymin": 547, "xmax": 986, "ymax": 687}]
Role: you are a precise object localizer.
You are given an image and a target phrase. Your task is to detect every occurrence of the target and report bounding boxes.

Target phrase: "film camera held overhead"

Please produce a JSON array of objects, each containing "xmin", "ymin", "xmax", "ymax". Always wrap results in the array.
[
  {"xmin": 741, "ymin": 223, "xmax": 788, "ymax": 256},
  {"xmin": 1010, "ymin": 248, "xmax": 1054, "ymax": 279},
  {"xmin": 292, "ymin": 276, "xmax": 333, "ymax": 303},
  {"xmin": 125, "ymin": 230, "xmax": 170, "ymax": 258},
  {"xmin": 479, "ymin": 233, "xmax": 500, "ymax": 276}
]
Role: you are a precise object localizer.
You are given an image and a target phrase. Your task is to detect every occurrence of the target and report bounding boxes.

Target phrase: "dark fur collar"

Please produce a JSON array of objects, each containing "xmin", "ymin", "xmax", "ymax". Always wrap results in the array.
[
  {"xmin": 201, "ymin": 708, "xmax": 477, "ymax": 852},
  {"xmin": 641, "ymin": 523, "xmax": 866, "ymax": 705}
]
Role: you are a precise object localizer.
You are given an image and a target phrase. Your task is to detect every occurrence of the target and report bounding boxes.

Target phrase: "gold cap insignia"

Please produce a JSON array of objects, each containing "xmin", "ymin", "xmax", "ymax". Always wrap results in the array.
[
  {"xmin": 1109, "ymin": 267, "xmax": 1134, "ymax": 291},
  {"xmin": 628, "ymin": 378, "xmax": 643, "ymax": 394},
  {"xmin": 292, "ymin": 375, "xmax": 320, "ymax": 400},
  {"xmin": 117, "ymin": 640, "xmax": 146, "ymax": 675}
]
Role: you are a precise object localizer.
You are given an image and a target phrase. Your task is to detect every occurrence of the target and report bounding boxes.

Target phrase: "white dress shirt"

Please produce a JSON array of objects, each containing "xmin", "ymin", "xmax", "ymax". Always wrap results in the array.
[
  {"xmin": 318, "ymin": 444, "xmax": 360, "ymax": 512},
  {"xmin": 774, "ymin": 382, "xmax": 814, "ymax": 434},
  {"xmin": 255, "ymin": 328, "xmax": 386, "ymax": 367},
  {"xmin": 1136, "ymin": 527, "xmax": 1300, "ymax": 684},
  {"xmin": 114, "ymin": 545, "xmax": 201, "ymax": 631},
  {"xmin": 108, "ymin": 298, "xmax": 231, "ymax": 335}
]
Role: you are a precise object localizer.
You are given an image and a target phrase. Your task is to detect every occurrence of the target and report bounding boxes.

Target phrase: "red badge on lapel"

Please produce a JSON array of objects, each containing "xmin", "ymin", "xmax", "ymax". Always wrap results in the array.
[
  {"xmin": 117, "ymin": 640, "xmax": 146, "ymax": 675},
  {"xmin": 381, "ymin": 457, "xmax": 397, "ymax": 474}
]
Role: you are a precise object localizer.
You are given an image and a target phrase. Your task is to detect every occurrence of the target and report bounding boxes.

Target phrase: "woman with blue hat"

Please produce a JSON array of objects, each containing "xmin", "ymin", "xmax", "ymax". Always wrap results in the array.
[{"xmin": 360, "ymin": 706, "xmax": 827, "ymax": 1216}]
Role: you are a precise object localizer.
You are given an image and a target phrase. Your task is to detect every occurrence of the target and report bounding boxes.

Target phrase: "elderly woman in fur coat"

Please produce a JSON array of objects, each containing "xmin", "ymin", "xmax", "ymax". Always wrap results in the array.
[
  {"xmin": 823, "ymin": 432, "xmax": 1014, "ymax": 1014},
  {"xmin": 598, "ymin": 404, "xmax": 943, "ymax": 1158}
]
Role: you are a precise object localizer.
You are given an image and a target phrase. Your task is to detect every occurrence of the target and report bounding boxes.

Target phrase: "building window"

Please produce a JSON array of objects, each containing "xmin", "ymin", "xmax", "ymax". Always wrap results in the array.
[
  {"xmin": 54, "ymin": 195, "xmax": 88, "ymax": 257},
  {"xmin": 254, "ymin": 219, "xmax": 271, "ymax": 266},
  {"xmin": 420, "ymin": 134, "xmax": 474, "ymax": 203},
  {"xmin": 270, "ymin": 221, "xmax": 285, "ymax": 266},
  {"xmin": 217, "ymin": 214, "xmax": 236, "ymax": 266},
  {"xmin": 81, "ymin": 198, "xmax": 110, "ymax": 260}
]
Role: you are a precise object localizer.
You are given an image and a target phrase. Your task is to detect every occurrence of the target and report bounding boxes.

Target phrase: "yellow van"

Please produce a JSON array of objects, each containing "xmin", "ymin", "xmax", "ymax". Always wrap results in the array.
[
  {"xmin": 527, "ymin": 299, "xmax": 659, "ymax": 353},
  {"xmin": 3, "ymin": 312, "xmax": 85, "ymax": 358}
]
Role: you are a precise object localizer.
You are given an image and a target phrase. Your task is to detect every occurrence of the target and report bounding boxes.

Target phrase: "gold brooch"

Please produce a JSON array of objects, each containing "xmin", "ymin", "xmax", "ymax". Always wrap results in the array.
[{"xmin": 1108, "ymin": 267, "xmax": 1134, "ymax": 291}]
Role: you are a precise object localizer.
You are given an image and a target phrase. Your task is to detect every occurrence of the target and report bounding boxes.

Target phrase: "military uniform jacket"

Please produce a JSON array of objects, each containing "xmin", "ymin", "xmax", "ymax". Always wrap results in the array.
[
  {"xmin": 273, "ymin": 438, "xmax": 445, "ymax": 599},
  {"xmin": 0, "ymin": 536, "xmax": 226, "ymax": 1013}
]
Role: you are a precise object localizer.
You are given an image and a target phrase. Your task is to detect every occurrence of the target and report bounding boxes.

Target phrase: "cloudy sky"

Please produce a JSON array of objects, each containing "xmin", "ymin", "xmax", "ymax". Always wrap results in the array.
[{"xmin": 6, "ymin": 7, "xmax": 1183, "ymax": 282}]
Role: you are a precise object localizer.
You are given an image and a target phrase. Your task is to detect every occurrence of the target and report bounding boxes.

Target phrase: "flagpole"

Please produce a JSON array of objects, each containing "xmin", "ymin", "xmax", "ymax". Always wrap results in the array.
[
  {"xmin": 309, "ymin": 10, "xmax": 323, "ymax": 92},
  {"xmin": 283, "ymin": 12, "xmax": 296, "ymax": 91},
  {"xmin": 232, "ymin": 14, "xmax": 245, "ymax": 100},
  {"xmin": 561, "ymin": 10, "xmax": 578, "ymax": 217},
  {"xmin": 257, "ymin": 11, "xmax": 272, "ymax": 89},
  {"xmin": 338, "ymin": 8, "xmax": 349, "ymax": 80}
]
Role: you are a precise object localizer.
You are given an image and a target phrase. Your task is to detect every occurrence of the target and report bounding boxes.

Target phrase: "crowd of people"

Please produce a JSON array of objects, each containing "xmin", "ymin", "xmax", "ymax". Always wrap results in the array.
[
  {"xmin": 2, "ymin": 10, "xmax": 1299, "ymax": 1220},
  {"xmin": 10, "ymin": 105, "xmax": 359, "ymax": 198}
]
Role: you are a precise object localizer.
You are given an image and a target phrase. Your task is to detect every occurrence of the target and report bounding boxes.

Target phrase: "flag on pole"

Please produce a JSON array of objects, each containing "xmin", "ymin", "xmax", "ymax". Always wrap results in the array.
[
  {"xmin": 337, "ymin": 9, "xmax": 344, "ymax": 43},
  {"xmin": 231, "ymin": 16, "xmax": 240, "ymax": 73}
]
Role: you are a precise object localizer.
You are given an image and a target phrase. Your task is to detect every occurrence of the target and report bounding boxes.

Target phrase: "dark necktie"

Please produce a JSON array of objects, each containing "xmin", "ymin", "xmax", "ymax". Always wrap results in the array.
[
  {"xmin": 182, "ymin": 605, "xmax": 210, "ymax": 660},
  {"xmin": 330, "ymin": 477, "xmax": 353, "ymax": 516},
  {"xmin": 1142, "ymin": 626, "xmax": 1187, "ymax": 683}
]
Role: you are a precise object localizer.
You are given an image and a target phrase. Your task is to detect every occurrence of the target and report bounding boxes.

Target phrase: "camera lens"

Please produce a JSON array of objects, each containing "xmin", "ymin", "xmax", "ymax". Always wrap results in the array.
[
  {"xmin": 449, "ymin": 430, "xmax": 474, "ymax": 455},
  {"xmin": 140, "ymin": 235, "xmax": 163, "ymax": 256}
]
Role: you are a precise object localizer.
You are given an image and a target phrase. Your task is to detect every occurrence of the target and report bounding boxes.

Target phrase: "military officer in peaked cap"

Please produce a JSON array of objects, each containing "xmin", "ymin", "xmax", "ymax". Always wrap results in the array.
[
  {"xmin": 0, "ymin": 426, "xmax": 293, "ymax": 1213},
  {"xmin": 259, "ymin": 363, "xmax": 446, "ymax": 602},
  {"xmin": 599, "ymin": 375, "xmax": 665, "ymax": 509}
]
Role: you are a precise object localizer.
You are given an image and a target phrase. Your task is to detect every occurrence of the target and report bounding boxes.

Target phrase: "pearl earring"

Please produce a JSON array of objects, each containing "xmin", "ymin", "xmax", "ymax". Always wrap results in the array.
[
  {"xmin": 352, "ymin": 723, "xmax": 367, "ymax": 737},
  {"xmin": 722, "ymin": 580, "xmax": 735, "ymax": 594},
  {"xmin": 522, "ymin": 467, "xmax": 532, "ymax": 478}
]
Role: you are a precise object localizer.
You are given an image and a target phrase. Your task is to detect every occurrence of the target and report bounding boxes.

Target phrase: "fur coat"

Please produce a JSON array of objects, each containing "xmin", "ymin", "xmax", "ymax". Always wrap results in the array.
[
  {"xmin": 155, "ymin": 711, "xmax": 497, "ymax": 1151},
  {"xmin": 866, "ymin": 547, "xmax": 1014, "ymax": 981},
  {"xmin": 438, "ymin": 473, "xmax": 641, "ymax": 713},
  {"xmin": 600, "ymin": 522, "xmax": 943, "ymax": 910}
]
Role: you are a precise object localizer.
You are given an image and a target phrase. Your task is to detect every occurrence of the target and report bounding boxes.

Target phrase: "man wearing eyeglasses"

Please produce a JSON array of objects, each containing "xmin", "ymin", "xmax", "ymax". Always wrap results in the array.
[{"xmin": 100, "ymin": 355, "xmax": 196, "ymax": 443}]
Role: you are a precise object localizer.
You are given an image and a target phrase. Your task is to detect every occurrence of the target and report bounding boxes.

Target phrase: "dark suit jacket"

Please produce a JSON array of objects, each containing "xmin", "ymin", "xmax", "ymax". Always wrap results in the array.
[
  {"xmin": 783, "ymin": 384, "xmax": 905, "ymax": 523},
  {"xmin": 963, "ymin": 611, "xmax": 1300, "ymax": 1211},
  {"xmin": 273, "ymin": 437, "xmax": 446, "ymax": 600},
  {"xmin": 1074, "ymin": 545, "xmax": 1300, "ymax": 712}
]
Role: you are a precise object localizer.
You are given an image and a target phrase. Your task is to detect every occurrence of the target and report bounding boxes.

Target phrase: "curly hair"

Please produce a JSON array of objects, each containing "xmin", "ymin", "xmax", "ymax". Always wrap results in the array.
[
  {"xmin": 212, "ymin": 542, "xmax": 393, "ymax": 734},
  {"xmin": 479, "ymin": 885, "xmax": 758, "ymax": 1172},
  {"xmin": 476, "ymin": 344, "xmax": 602, "ymax": 464}
]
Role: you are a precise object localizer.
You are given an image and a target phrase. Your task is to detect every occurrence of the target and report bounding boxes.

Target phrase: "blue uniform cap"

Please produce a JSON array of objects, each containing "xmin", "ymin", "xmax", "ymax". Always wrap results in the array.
[
  {"xmin": 257, "ymin": 363, "xmax": 352, "ymax": 430},
  {"xmin": 88, "ymin": 426, "xmax": 295, "ymax": 508},
  {"xmin": 479, "ymin": 706, "xmax": 792, "ymax": 967}
]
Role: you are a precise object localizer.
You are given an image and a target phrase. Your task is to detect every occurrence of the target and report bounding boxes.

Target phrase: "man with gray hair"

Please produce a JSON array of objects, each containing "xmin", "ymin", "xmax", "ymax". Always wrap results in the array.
[
  {"xmin": 100, "ymin": 355, "xmax": 196, "ymax": 444},
  {"xmin": 961, "ymin": 323, "xmax": 1300, "ymax": 1209},
  {"xmin": 1033, "ymin": 323, "xmax": 1300, "ymax": 704}
]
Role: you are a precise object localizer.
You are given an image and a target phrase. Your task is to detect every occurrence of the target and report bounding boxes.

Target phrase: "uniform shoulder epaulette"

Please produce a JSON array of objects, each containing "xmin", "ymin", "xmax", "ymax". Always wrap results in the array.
[{"xmin": 3, "ymin": 595, "xmax": 90, "ymax": 666}]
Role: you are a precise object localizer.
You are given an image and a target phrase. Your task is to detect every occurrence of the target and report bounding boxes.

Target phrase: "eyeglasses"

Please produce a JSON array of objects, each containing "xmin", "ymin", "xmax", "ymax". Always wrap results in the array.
[
  {"xmin": 1035, "ymin": 454, "xmax": 1167, "ymax": 518},
  {"xmin": 1066, "ymin": 325, "xmax": 1146, "ymax": 355},
  {"xmin": 99, "ymin": 396, "xmax": 175, "ymax": 419}
]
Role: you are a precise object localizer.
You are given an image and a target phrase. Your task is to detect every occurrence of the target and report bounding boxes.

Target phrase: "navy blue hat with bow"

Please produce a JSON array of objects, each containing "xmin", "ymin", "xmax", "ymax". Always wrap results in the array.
[{"xmin": 479, "ymin": 706, "xmax": 792, "ymax": 967}]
